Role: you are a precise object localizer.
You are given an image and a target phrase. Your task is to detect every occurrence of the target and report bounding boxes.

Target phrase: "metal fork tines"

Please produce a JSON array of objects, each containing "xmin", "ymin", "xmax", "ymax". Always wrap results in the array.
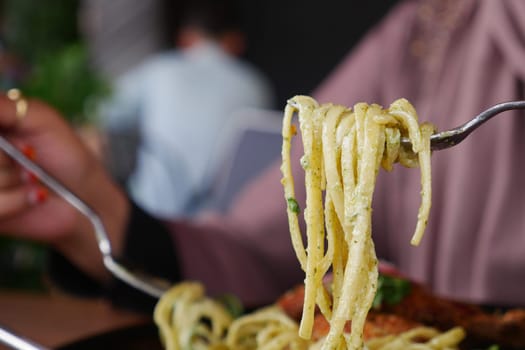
[
  {"xmin": 0, "ymin": 136, "xmax": 169, "ymax": 299},
  {"xmin": 403, "ymin": 100, "xmax": 525, "ymax": 151}
]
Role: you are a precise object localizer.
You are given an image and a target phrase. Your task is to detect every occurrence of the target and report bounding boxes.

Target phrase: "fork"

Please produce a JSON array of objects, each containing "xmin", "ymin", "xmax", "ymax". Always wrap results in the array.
[
  {"xmin": 1, "ymin": 100, "xmax": 524, "ymax": 300},
  {"xmin": 0, "ymin": 325, "xmax": 49, "ymax": 350},
  {"xmin": 0, "ymin": 136, "xmax": 169, "ymax": 299},
  {"xmin": 402, "ymin": 100, "xmax": 525, "ymax": 151}
]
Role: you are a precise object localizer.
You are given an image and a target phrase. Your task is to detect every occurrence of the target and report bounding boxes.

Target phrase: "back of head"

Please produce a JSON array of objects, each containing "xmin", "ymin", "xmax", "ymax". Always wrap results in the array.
[
  {"xmin": 176, "ymin": 0, "xmax": 245, "ymax": 55},
  {"xmin": 180, "ymin": 0, "xmax": 242, "ymax": 38}
]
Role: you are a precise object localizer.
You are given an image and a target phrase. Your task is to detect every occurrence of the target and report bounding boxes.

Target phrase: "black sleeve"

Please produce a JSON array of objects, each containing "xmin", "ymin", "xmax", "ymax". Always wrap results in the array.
[{"xmin": 48, "ymin": 200, "xmax": 181, "ymax": 314}]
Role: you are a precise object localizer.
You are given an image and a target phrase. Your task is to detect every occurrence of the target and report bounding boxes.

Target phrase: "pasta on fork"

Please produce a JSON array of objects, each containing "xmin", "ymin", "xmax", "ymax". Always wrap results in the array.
[{"xmin": 280, "ymin": 96, "xmax": 434, "ymax": 349}]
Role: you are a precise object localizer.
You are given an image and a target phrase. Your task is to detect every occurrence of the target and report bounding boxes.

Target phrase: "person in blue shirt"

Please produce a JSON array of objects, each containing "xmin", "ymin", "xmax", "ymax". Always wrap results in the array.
[{"xmin": 99, "ymin": 0, "xmax": 275, "ymax": 218}]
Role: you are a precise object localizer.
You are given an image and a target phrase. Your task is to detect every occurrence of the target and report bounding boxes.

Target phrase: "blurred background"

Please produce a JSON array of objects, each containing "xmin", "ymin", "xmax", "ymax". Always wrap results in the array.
[{"xmin": 0, "ymin": 0, "xmax": 398, "ymax": 291}]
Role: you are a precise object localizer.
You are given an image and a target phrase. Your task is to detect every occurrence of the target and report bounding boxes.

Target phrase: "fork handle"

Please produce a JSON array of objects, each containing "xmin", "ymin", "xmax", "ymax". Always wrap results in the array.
[{"xmin": 0, "ymin": 135, "xmax": 167, "ymax": 298}]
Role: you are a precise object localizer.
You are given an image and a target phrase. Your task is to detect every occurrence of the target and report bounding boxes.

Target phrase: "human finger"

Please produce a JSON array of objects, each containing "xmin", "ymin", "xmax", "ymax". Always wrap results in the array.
[
  {"xmin": 0, "ymin": 142, "xmax": 37, "ymax": 171},
  {"xmin": 0, "ymin": 185, "xmax": 30, "ymax": 219},
  {"xmin": 0, "ymin": 167, "xmax": 22, "ymax": 188},
  {"xmin": 0, "ymin": 89, "xmax": 29, "ymax": 129},
  {"xmin": 0, "ymin": 184, "xmax": 48, "ymax": 219},
  {"xmin": 0, "ymin": 146, "xmax": 20, "ymax": 188},
  {"xmin": 0, "ymin": 149, "xmax": 15, "ymax": 166}
]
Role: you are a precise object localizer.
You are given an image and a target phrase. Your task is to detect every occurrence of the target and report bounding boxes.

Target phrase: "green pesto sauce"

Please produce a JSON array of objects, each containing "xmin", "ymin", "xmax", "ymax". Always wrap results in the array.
[{"xmin": 287, "ymin": 197, "xmax": 301, "ymax": 214}]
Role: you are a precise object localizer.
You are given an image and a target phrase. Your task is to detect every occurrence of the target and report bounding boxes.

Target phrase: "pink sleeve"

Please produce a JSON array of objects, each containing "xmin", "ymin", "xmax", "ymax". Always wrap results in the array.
[{"xmin": 487, "ymin": 0, "xmax": 525, "ymax": 79}]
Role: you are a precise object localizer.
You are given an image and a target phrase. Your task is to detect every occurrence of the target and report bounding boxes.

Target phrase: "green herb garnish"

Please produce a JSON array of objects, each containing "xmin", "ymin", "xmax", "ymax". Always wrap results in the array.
[
  {"xmin": 216, "ymin": 293, "xmax": 244, "ymax": 318},
  {"xmin": 287, "ymin": 197, "xmax": 301, "ymax": 213},
  {"xmin": 372, "ymin": 274, "xmax": 411, "ymax": 309}
]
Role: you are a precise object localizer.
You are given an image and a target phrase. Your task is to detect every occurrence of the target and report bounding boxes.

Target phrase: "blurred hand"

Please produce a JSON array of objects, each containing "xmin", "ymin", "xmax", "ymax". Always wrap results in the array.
[{"xmin": 0, "ymin": 93, "xmax": 129, "ymax": 280}]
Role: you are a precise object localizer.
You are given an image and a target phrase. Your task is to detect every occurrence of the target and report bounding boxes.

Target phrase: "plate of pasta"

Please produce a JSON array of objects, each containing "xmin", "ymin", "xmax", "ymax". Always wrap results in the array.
[
  {"xmin": 61, "ymin": 96, "xmax": 525, "ymax": 350},
  {"xmin": 58, "ymin": 273, "xmax": 524, "ymax": 350}
]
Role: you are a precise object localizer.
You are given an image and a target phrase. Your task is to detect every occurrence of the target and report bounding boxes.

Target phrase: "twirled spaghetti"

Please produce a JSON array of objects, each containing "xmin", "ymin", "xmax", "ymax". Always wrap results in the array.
[
  {"xmin": 280, "ymin": 96, "xmax": 434, "ymax": 349},
  {"xmin": 154, "ymin": 281, "xmax": 233, "ymax": 350}
]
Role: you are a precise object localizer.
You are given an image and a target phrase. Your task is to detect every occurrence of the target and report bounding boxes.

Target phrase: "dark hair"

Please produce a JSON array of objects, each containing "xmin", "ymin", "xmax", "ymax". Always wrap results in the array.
[{"xmin": 179, "ymin": 0, "xmax": 241, "ymax": 36}]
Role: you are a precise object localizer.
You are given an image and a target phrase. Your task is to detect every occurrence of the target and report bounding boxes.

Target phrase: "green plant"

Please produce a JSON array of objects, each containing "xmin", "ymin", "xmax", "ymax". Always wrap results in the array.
[
  {"xmin": 0, "ymin": 237, "xmax": 48, "ymax": 290},
  {"xmin": 21, "ymin": 43, "xmax": 109, "ymax": 124},
  {"xmin": 1, "ymin": 0, "xmax": 80, "ymax": 61},
  {"xmin": 1, "ymin": 0, "xmax": 108, "ymax": 124}
]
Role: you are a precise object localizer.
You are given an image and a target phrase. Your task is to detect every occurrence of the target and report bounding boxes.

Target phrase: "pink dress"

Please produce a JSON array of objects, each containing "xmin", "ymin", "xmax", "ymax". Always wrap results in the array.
[{"xmin": 168, "ymin": 0, "xmax": 525, "ymax": 308}]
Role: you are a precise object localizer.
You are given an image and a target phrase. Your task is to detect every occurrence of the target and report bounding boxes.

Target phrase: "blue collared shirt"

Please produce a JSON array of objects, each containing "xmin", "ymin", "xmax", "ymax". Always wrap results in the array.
[{"xmin": 100, "ymin": 42, "xmax": 274, "ymax": 218}]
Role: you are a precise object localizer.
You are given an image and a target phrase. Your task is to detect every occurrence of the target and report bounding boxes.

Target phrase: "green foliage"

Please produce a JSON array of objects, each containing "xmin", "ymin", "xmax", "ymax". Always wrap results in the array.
[
  {"xmin": 2, "ymin": 0, "xmax": 80, "ymax": 62},
  {"xmin": 1, "ymin": 0, "xmax": 108, "ymax": 124},
  {"xmin": 21, "ymin": 44, "xmax": 109, "ymax": 124},
  {"xmin": 0, "ymin": 237, "xmax": 48, "ymax": 290}
]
